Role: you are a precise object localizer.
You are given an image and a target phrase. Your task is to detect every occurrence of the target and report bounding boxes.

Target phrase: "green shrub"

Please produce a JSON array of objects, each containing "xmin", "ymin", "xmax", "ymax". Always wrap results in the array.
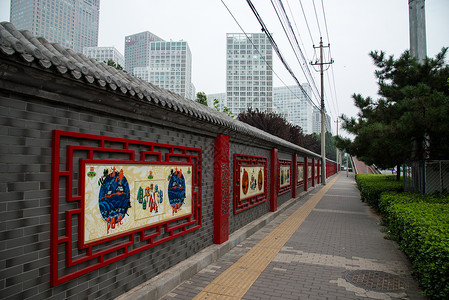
[
  {"xmin": 379, "ymin": 192, "xmax": 449, "ymax": 214},
  {"xmin": 380, "ymin": 192, "xmax": 449, "ymax": 299},
  {"xmin": 355, "ymin": 174, "xmax": 403, "ymax": 210}
]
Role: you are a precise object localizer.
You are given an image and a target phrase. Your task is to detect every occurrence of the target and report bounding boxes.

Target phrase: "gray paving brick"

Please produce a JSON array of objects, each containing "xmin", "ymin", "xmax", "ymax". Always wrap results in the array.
[{"xmin": 162, "ymin": 174, "xmax": 425, "ymax": 300}]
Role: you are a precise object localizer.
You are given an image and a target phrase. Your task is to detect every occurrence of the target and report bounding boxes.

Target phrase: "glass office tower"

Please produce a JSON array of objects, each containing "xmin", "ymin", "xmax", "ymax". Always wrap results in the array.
[{"xmin": 10, "ymin": 0, "xmax": 100, "ymax": 53}]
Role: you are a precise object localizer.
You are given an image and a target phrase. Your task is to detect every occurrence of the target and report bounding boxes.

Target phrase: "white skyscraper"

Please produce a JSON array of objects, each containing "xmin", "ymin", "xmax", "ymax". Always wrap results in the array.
[
  {"xmin": 206, "ymin": 92, "xmax": 226, "ymax": 111},
  {"xmin": 124, "ymin": 31, "xmax": 164, "ymax": 74},
  {"xmin": 83, "ymin": 47, "xmax": 125, "ymax": 68},
  {"xmin": 273, "ymin": 84, "xmax": 314, "ymax": 134},
  {"xmin": 226, "ymin": 33, "xmax": 273, "ymax": 114},
  {"xmin": 312, "ymin": 108, "xmax": 332, "ymax": 134},
  {"xmin": 10, "ymin": 0, "xmax": 100, "ymax": 53},
  {"xmin": 131, "ymin": 39, "xmax": 194, "ymax": 100}
]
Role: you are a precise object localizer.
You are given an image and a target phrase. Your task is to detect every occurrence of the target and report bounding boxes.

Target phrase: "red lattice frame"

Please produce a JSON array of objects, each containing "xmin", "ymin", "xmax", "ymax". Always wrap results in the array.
[
  {"xmin": 278, "ymin": 159, "xmax": 292, "ymax": 195},
  {"xmin": 296, "ymin": 161, "xmax": 305, "ymax": 187},
  {"xmin": 233, "ymin": 154, "xmax": 267, "ymax": 214},
  {"xmin": 51, "ymin": 130, "xmax": 202, "ymax": 286}
]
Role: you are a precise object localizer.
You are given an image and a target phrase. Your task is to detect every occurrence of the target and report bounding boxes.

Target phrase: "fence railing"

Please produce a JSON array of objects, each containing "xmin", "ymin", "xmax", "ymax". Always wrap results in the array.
[{"xmin": 404, "ymin": 160, "xmax": 449, "ymax": 194}]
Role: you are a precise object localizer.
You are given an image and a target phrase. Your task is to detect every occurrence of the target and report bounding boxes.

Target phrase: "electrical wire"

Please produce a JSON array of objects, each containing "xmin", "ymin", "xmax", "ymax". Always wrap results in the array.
[
  {"xmin": 246, "ymin": 0, "xmax": 322, "ymax": 111},
  {"xmin": 219, "ymin": 0, "xmax": 317, "ymax": 112},
  {"xmin": 321, "ymin": 0, "xmax": 331, "ymax": 45},
  {"xmin": 320, "ymin": 0, "xmax": 339, "ymax": 117},
  {"xmin": 285, "ymin": 0, "xmax": 310, "ymax": 62},
  {"xmin": 312, "ymin": 0, "xmax": 322, "ymax": 39},
  {"xmin": 271, "ymin": 0, "xmax": 321, "ymax": 108},
  {"xmin": 298, "ymin": 0, "xmax": 315, "ymax": 45}
]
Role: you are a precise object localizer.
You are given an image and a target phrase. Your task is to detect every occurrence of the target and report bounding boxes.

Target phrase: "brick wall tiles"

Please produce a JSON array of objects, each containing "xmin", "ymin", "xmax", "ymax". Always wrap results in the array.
[{"xmin": 0, "ymin": 93, "xmax": 215, "ymax": 299}]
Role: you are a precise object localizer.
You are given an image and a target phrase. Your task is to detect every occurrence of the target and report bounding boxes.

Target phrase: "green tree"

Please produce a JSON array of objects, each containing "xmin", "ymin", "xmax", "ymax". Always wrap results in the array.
[
  {"xmin": 195, "ymin": 91, "xmax": 208, "ymax": 106},
  {"xmin": 106, "ymin": 59, "xmax": 125, "ymax": 72},
  {"xmin": 237, "ymin": 108, "xmax": 321, "ymax": 152},
  {"xmin": 337, "ymin": 48, "xmax": 449, "ymax": 179},
  {"xmin": 213, "ymin": 98, "xmax": 234, "ymax": 118}
]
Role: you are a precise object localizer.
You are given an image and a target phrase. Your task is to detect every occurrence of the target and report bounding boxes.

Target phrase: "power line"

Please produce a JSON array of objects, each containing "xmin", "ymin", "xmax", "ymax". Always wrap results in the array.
[
  {"xmin": 285, "ymin": 0, "xmax": 310, "ymax": 61},
  {"xmin": 246, "ymin": 0, "xmax": 322, "ymax": 111},
  {"xmin": 319, "ymin": 0, "xmax": 339, "ymax": 117},
  {"xmin": 219, "ymin": 0, "xmax": 320, "ymax": 112},
  {"xmin": 312, "ymin": 0, "xmax": 322, "ymax": 38},
  {"xmin": 298, "ymin": 0, "xmax": 315, "ymax": 45},
  {"xmin": 270, "ymin": 0, "xmax": 321, "ymax": 107},
  {"xmin": 320, "ymin": 0, "xmax": 331, "ymax": 45}
]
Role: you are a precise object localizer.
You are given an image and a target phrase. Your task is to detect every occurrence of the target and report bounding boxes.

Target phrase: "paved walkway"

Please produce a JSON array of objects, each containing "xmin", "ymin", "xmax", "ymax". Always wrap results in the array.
[{"xmin": 162, "ymin": 173, "xmax": 425, "ymax": 300}]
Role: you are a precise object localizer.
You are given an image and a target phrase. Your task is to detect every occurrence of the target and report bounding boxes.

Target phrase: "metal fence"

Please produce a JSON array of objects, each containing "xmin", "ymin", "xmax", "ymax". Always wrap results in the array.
[{"xmin": 404, "ymin": 160, "xmax": 449, "ymax": 194}]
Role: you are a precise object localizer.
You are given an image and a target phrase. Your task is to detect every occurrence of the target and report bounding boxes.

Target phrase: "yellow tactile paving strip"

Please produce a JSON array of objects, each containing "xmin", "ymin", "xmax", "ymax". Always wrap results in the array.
[{"xmin": 194, "ymin": 174, "xmax": 340, "ymax": 299}]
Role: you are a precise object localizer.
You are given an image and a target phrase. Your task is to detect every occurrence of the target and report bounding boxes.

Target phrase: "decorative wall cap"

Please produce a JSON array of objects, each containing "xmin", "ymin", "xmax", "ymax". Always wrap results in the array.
[{"xmin": 0, "ymin": 21, "xmax": 320, "ymax": 158}]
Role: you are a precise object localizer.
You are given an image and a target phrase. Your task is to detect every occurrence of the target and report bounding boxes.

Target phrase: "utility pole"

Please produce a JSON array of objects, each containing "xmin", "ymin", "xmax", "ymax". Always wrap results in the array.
[
  {"xmin": 409, "ymin": 0, "xmax": 426, "ymax": 63},
  {"xmin": 311, "ymin": 37, "xmax": 333, "ymax": 185}
]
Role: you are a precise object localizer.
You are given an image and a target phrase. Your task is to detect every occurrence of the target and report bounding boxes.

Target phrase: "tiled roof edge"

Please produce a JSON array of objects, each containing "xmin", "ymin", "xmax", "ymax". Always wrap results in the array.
[{"xmin": 0, "ymin": 21, "xmax": 320, "ymax": 158}]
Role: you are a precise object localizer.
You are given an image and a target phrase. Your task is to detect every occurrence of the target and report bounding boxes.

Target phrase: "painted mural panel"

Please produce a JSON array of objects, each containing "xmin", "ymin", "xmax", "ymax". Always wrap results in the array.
[
  {"xmin": 83, "ymin": 163, "xmax": 192, "ymax": 245},
  {"xmin": 279, "ymin": 165, "xmax": 291, "ymax": 188},
  {"xmin": 308, "ymin": 166, "xmax": 312, "ymax": 179},
  {"xmin": 239, "ymin": 165, "xmax": 265, "ymax": 201},
  {"xmin": 298, "ymin": 165, "xmax": 304, "ymax": 182}
]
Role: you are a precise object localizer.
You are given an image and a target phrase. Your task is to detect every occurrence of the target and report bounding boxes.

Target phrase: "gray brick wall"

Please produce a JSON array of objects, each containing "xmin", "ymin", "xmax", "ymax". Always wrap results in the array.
[
  {"xmin": 0, "ymin": 92, "xmax": 216, "ymax": 300},
  {"xmin": 0, "ymin": 72, "xmax": 326, "ymax": 299}
]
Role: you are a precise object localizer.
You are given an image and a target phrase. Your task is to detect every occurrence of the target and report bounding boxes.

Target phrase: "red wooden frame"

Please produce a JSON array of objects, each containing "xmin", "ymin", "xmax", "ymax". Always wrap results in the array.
[
  {"xmin": 233, "ymin": 154, "xmax": 268, "ymax": 214},
  {"xmin": 278, "ymin": 159, "xmax": 292, "ymax": 195},
  {"xmin": 51, "ymin": 130, "xmax": 202, "ymax": 286}
]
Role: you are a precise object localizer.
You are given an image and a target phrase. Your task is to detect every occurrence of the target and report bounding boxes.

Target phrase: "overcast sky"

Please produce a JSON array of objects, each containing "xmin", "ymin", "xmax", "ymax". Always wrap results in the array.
[{"xmin": 1, "ymin": 0, "xmax": 448, "ymax": 135}]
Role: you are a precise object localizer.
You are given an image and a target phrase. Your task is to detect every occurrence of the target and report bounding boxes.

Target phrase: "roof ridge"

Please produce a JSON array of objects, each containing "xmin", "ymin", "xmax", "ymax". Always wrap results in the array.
[{"xmin": 0, "ymin": 21, "xmax": 320, "ymax": 157}]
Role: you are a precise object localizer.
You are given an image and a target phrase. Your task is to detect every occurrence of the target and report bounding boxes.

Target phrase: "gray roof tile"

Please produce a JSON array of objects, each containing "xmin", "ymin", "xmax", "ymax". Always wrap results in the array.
[{"xmin": 0, "ymin": 21, "xmax": 320, "ymax": 158}]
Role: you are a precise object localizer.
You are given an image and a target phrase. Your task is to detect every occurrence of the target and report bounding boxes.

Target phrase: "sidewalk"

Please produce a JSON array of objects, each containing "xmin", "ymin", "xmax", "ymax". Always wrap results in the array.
[{"xmin": 161, "ymin": 173, "xmax": 424, "ymax": 300}]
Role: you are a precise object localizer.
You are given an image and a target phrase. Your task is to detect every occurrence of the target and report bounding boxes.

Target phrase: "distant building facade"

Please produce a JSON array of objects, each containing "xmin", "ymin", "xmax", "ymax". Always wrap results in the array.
[
  {"xmin": 132, "ymin": 40, "xmax": 193, "ymax": 99},
  {"xmin": 10, "ymin": 0, "xmax": 100, "ymax": 53},
  {"xmin": 273, "ymin": 84, "xmax": 314, "ymax": 134},
  {"xmin": 226, "ymin": 33, "xmax": 273, "ymax": 115},
  {"xmin": 124, "ymin": 31, "xmax": 164, "ymax": 74},
  {"xmin": 83, "ymin": 46, "xmax": 125, "ymax": 68},
  {"xmin": 206, "ymin": 92, "xmax": 226, "ymax": 110},
  {"xmin": 188, "ymin": 83, "xmax": 196, "ymax": 102},
  {"xmin": 312, "ymin": 108, "xmax": 332, "ymax": 134}
]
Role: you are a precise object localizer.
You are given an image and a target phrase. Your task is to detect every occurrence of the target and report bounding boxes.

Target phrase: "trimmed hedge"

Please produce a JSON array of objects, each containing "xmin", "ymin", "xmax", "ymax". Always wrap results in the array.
[
  {"xmin": 355, "ymin": 174, "xmax": 403, "ymax": 210},
  {"xmin": 379, "ymin": 192, "xmax": 449, "ymax": 299}
]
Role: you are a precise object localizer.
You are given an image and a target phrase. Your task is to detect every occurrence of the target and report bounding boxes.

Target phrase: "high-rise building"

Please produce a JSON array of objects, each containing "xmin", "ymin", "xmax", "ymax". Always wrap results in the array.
[
  {"xmin": 124, "ymin": 31, "xmax": 164, "ymax": 74},
  {"xmin": 83, "ymin": 46, "xmax": 125, "ymax": 68},
  {"xmin": 188, "ymin": 83, "xmax": 196, "ymax": 102},
  {"xmin": 312, "ymin": 108, "xmax": 332, "ymax": 134},
  {"xmin": 131, "ymin": 40, "xmax": 194, "ymax": 100},
  {"xmin": 273, "ymin": 84, "xmax": 314, "ymax": 134},
  {"xmin": 206, "ymin": 92, "xmax": 226, "ymax": 111},
  {"xmin": 10, "ymin": 0, "xmax": 100, "ymax": 53},
  {"xmin": 226, "ymin": 33, "xmax": 273, "ymax": 115}
]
